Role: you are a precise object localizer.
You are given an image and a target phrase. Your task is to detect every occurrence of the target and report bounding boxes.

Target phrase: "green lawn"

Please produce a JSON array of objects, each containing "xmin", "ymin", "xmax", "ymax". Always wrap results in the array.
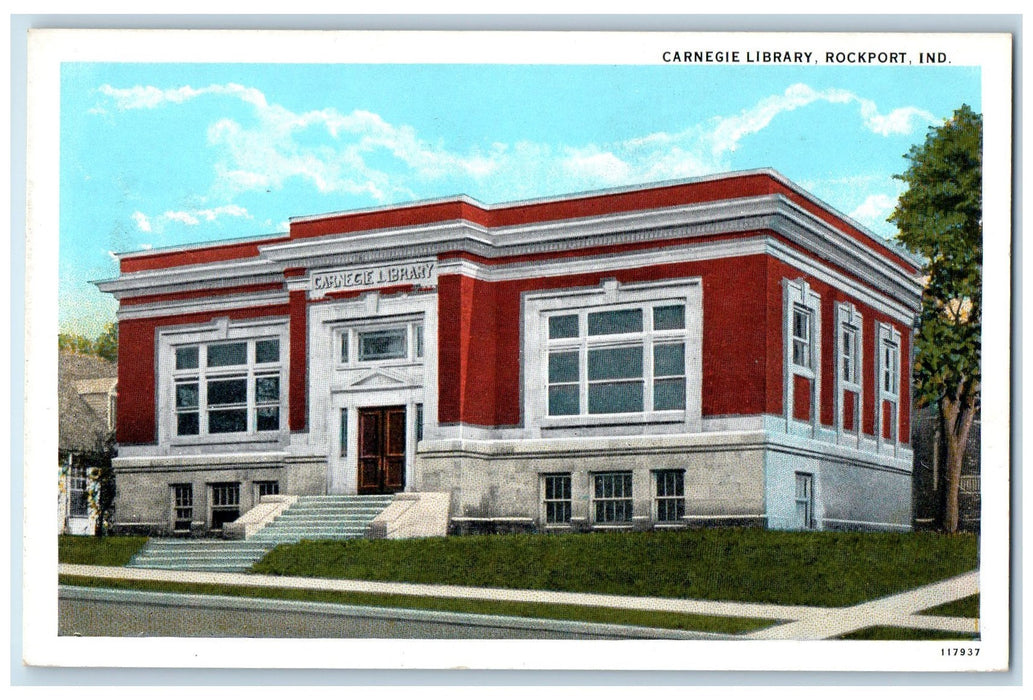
[
  {"xmin": 253, "ymin": 529, "xmax": 978, "ymax": 607},
  {"xmin": 58, "ymin": 535, "xmax": 147, "ymax": 566},
  {"xmin": 918, "ymin": 594, "xmax": 980, "ymax": 618},
  {"xmin": 58, "ymin": 575, "xmax": 776, "ymax": 634}
]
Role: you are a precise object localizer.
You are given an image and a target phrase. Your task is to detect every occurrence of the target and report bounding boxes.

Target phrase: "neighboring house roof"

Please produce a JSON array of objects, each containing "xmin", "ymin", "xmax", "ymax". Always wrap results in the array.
[{"xmin": 59, "ymin": 351, "xmax": 117, "ymax": 453}]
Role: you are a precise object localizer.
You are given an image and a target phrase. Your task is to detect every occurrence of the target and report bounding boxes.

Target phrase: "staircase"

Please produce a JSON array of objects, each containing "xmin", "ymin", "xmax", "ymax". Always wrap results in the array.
[{"xmin": 127, "ymin": 494, "xmax": 395, "ymax": 572}]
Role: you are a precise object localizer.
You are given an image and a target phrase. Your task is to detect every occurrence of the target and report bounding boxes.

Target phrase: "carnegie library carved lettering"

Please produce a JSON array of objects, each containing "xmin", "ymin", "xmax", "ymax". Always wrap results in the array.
[{"xmin": 311, "ymin": 260, "xmax": 436, "ymax": 297}]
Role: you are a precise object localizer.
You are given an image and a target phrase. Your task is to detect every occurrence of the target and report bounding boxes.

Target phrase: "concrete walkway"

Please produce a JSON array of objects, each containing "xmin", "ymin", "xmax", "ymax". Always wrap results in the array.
[{"xmin": 59, "ymin": 563, "xmax": 979, "ymax": 640}]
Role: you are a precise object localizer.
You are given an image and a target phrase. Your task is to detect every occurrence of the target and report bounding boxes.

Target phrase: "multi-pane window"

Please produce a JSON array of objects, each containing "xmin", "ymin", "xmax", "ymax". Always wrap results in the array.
[
  {"xmin": 210, "ymin": 482, "xmax": 240, "ymax": 530},
  {"xmin": 881, "ymin": 341, "xmax": 899, "ymax": 395},
  {"xmin": 172, "ymin": 338, "xmax": 282, "ymax": 437},
  {"xmin": 415, "ymin": 403, "xmax": 424, "ymax": 442},
  {"xmin": 340, "ymin": 321, "xmax": 424, "ymax": 364},
  {"xmin": 255, "ymin": 480, "xmax": 280, "ymax": 499},
  {"xmin": 542, "ymin": 473, "xmax": 572, "ymax": 525},
  {"xmin": 654, "ymin": 470, "xmax": 685, "ymax": 522},
  {"xmin": 546, "ymin": 302, "xmax": 688, "ymax": 417},
  {"xmin": 68, "ymin": 462, "xmax": 89, "ymax": 517},
  {"xmin": 794, "ymin": 473, "xmax": 814, "ymax": 530},
  {"xmin": 172, "ymin": 483, "xmax": 193, "ymax": 532},
  {"xmin": 593, "ymin": 471, "xmax": 633, "ymax": 523},
  {"xmin": 791, "ymin": 306, "xmax": 813, "ymax": 369},
  {"xmin": 841, "ymin": 325, "xmax": 859, "ymax": 385}
]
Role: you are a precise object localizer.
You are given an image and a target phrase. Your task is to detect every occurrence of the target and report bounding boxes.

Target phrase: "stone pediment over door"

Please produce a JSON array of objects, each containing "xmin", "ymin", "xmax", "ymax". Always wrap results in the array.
[{"xmin": 345, "ymin": 368, "xmax": 413, "ymax": 391}]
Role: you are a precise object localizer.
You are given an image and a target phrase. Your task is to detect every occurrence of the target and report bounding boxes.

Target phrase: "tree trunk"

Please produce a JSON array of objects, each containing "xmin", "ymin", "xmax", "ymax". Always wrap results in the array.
[{"xmin": 940, "ymin": 388, "xmax": 978, "ymax": 534}]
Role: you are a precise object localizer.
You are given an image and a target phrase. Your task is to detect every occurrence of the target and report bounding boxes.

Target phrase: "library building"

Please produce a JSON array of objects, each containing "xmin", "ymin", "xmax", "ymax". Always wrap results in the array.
[{"xmin": 97, "ymin": 169, "xmax": 922, "ymax": 537}]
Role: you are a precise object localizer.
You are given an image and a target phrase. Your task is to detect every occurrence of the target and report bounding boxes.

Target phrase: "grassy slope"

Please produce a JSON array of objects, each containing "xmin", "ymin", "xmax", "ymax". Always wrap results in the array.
[
  {"xmin": 58, "ymin": 535, "xmax": 147, "ymax": 566},
  {"xmin": 253, "ymin": 529, "xmax": 978, "ymax": 607}
]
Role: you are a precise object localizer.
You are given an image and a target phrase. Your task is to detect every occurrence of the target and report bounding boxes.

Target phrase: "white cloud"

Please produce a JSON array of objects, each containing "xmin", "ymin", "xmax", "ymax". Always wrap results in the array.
[
  {"xmin": 132, "ymin": 211, "xmax": 152, "ymax": 232},
  {"xmin": 560, "ymin": 147, "xmax": 633, "ymax": 184},
  {"xmin": 858, "ymin": 102, "xmax": 937, "ymax": 136},
  {"xmin": 850, "ymin": 193, "xmax": 899, "ymax": 228},
  {"xmin": 98, "ymin": 80, "xmax": 940, "ymax": 205},
  {"xmin": 97, "ymin": 83, "xmax": 267, "ymax": 111},
  {"xmin": 162, "ymin": 205, "xmax": 252, "ymax": 226}
]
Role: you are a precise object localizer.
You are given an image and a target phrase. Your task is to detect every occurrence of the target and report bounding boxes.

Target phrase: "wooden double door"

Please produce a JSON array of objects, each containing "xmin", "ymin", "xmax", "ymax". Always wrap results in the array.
[{"xmin": 357, "ymin": 406, "xmax": 406, "ymax": 494}]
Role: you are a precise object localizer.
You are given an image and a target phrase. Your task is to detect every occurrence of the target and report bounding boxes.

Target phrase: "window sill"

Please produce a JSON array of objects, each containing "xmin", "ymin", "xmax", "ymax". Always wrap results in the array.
[
  {"xmin": 542, "ymin": 411, "xmax": 687, "ymax": 429},
  {"xmin": 168, "ymin": 432, "xmax": 286, "ymax": 447}
]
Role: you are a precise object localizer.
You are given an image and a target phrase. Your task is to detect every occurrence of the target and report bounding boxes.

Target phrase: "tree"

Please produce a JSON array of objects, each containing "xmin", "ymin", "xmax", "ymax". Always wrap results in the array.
[
  {"xmin": 84, "ymin": 433, "xmax": 117, "ymax": 537},
  {"xmin": 58, "ymin": 332, "xmax": 94, "ymax": 355},
  {"xmin": 890, "ymin": 105, "xmax": 982, "ymax": 534},
  {"xmin": 93, "ymin": 322, "xmax": 119, "ymax": 363},
  {"xmin": 58, "ymin": 323, "xmax": 118, "ymax": 362}
]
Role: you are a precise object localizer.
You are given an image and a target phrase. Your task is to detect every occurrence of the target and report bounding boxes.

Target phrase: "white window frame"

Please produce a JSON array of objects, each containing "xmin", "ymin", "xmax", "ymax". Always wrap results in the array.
[
  {"xmin": 653, "ymin": 469, "xmax": 686, "ymax": 523},
  {"xmin": 171, "ymin": 483, "xmax": 193, "ymax": 533},
  {"xmin": 68, "ymin": 462, "xmax": 89, "ymax": 518},
  {"xmin": 338, "ymin": 317, "xmax": 425, "ymax": 367},
  {"xmin": 794, "ymin": 472, "xmax": 815, "ymax": 530},
  {"xmin": 541, "ymin": 473, "xmax": 573, "ymax": 526},
  {"xmin": 523, "ymin": 278, "xmax": 702, "ymax": 432},
  {"xmin": 783, "ymin": 279, "xmax": 822, "ymax": 431},
  {"xmin": 158, "ymin": 318, "xmax": 289, "ymax": 444},
  {"xmin": 876, "ymin": 323, "xmax": 903, "ymax": 446},
  {"xmin": 209, "ymin": 481, "xmax": 241, "ymax": 530},
  {"xmin": 791, "ymin": 305, "xmax": 814, "ymax": 371},
  {"xmin": 834, "ymin": 302, "xmax": 864, "ymax": 437},
  {"xmin": 254, "ymin": 480, "xmax": 280, "ymax": 501},
  {"xmin": 592, "ymin": 471, "xmax": 634, "ymax": 525}
]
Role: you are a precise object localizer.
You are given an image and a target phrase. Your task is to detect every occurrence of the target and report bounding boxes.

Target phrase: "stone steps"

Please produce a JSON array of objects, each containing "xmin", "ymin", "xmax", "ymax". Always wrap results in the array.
[{"xmin": 127, "ymin": 494, "xmax": 394, "ymax": 572}]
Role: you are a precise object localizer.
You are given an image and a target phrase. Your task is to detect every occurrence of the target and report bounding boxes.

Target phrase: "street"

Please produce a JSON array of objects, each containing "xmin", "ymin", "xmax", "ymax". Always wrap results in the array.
[{"xmin": 58, "ymin": 586, "xmax": 716, "ymax": 639}]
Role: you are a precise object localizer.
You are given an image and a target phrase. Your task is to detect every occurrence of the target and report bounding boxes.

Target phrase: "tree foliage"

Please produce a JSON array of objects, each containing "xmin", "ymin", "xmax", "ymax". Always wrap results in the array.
[
  {"xmin": 83, "ymin": 433, "xmax": 117, "ymax": 537},
  {"xmin": 58, "ymin": 322, "xmax": 118, "ymax": 362},
  {"xmin": 93, "ymin": 322, "xmax": 119, "ymax": 362},
  {"xmin": 890, "ymin": 104, "xmax": 981, "ymax": 533}
]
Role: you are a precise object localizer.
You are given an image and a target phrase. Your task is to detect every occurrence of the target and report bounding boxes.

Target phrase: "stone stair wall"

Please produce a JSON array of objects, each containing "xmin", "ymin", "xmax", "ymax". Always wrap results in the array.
[{"xmin": 127, "ymin": 494, "xmax": 395, "ymax": 572}]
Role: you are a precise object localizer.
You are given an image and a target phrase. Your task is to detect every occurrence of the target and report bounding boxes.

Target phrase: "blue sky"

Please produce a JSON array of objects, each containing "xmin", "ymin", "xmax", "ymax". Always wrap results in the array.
[{"xmin": 60, "ymin": 62, "xmax": 980, "ymax": 336}]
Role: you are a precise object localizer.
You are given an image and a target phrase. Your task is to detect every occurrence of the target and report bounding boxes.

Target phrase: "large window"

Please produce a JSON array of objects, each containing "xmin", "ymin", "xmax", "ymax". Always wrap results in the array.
[
  {"xmin": 593, "ymin": 471, "xmax": 633, "ymax": 524},
  {"xmin": 546, "ymin": 303, "xmax": 688, "ymax": 417},
  {"xmin": 172, "ymin": 338, "xmax": 282, "ymax": 437}
]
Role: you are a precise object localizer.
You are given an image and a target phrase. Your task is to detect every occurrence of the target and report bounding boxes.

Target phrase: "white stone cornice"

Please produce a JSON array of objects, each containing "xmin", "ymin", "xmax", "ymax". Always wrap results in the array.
[
  {"xmin": 438, "ymin": 236, "xmax": 916, "ymax": 323},
  {"xmin": 94, "ymin": 257, "xmax": 283, "ymax": 299},
  {"xmin": 97, "ymin": 191, "xmax": 921, "ymax": 312},
  {"xmin": 115, "ymin": 290, "xmax": 290, "ymax": 321}
]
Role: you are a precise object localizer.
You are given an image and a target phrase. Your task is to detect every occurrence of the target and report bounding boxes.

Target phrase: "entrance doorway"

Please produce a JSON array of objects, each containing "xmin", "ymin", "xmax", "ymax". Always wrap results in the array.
[{"xmin": 357, "ymin": 406, "xmax": 406, "ymax": 494}]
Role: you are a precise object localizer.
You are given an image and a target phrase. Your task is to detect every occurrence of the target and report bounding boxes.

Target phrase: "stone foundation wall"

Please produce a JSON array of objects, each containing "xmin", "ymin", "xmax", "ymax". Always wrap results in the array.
[
  {"xmin": 111, "ymin": 456, "xmax": 327, "ymax": 535},
  {"xmin": 416, "ymin": 432, "xmax": 913, "ymax": 532},
  {"xmin": 415, "ymin": 434, "xmax": 767, "ymax": 530}
]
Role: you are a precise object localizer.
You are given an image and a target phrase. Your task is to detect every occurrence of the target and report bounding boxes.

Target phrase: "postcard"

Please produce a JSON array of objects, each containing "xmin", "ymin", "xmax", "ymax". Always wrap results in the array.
[{"xmin": 22, "ymin": 27, "xmax": 1012, "ymax": 674}]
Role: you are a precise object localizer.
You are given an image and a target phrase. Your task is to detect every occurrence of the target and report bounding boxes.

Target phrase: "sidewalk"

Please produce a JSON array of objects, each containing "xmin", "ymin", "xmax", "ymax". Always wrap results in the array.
[{"xmin": 59, "ymin": 563, "xmax": 979, "ymax": 640}]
